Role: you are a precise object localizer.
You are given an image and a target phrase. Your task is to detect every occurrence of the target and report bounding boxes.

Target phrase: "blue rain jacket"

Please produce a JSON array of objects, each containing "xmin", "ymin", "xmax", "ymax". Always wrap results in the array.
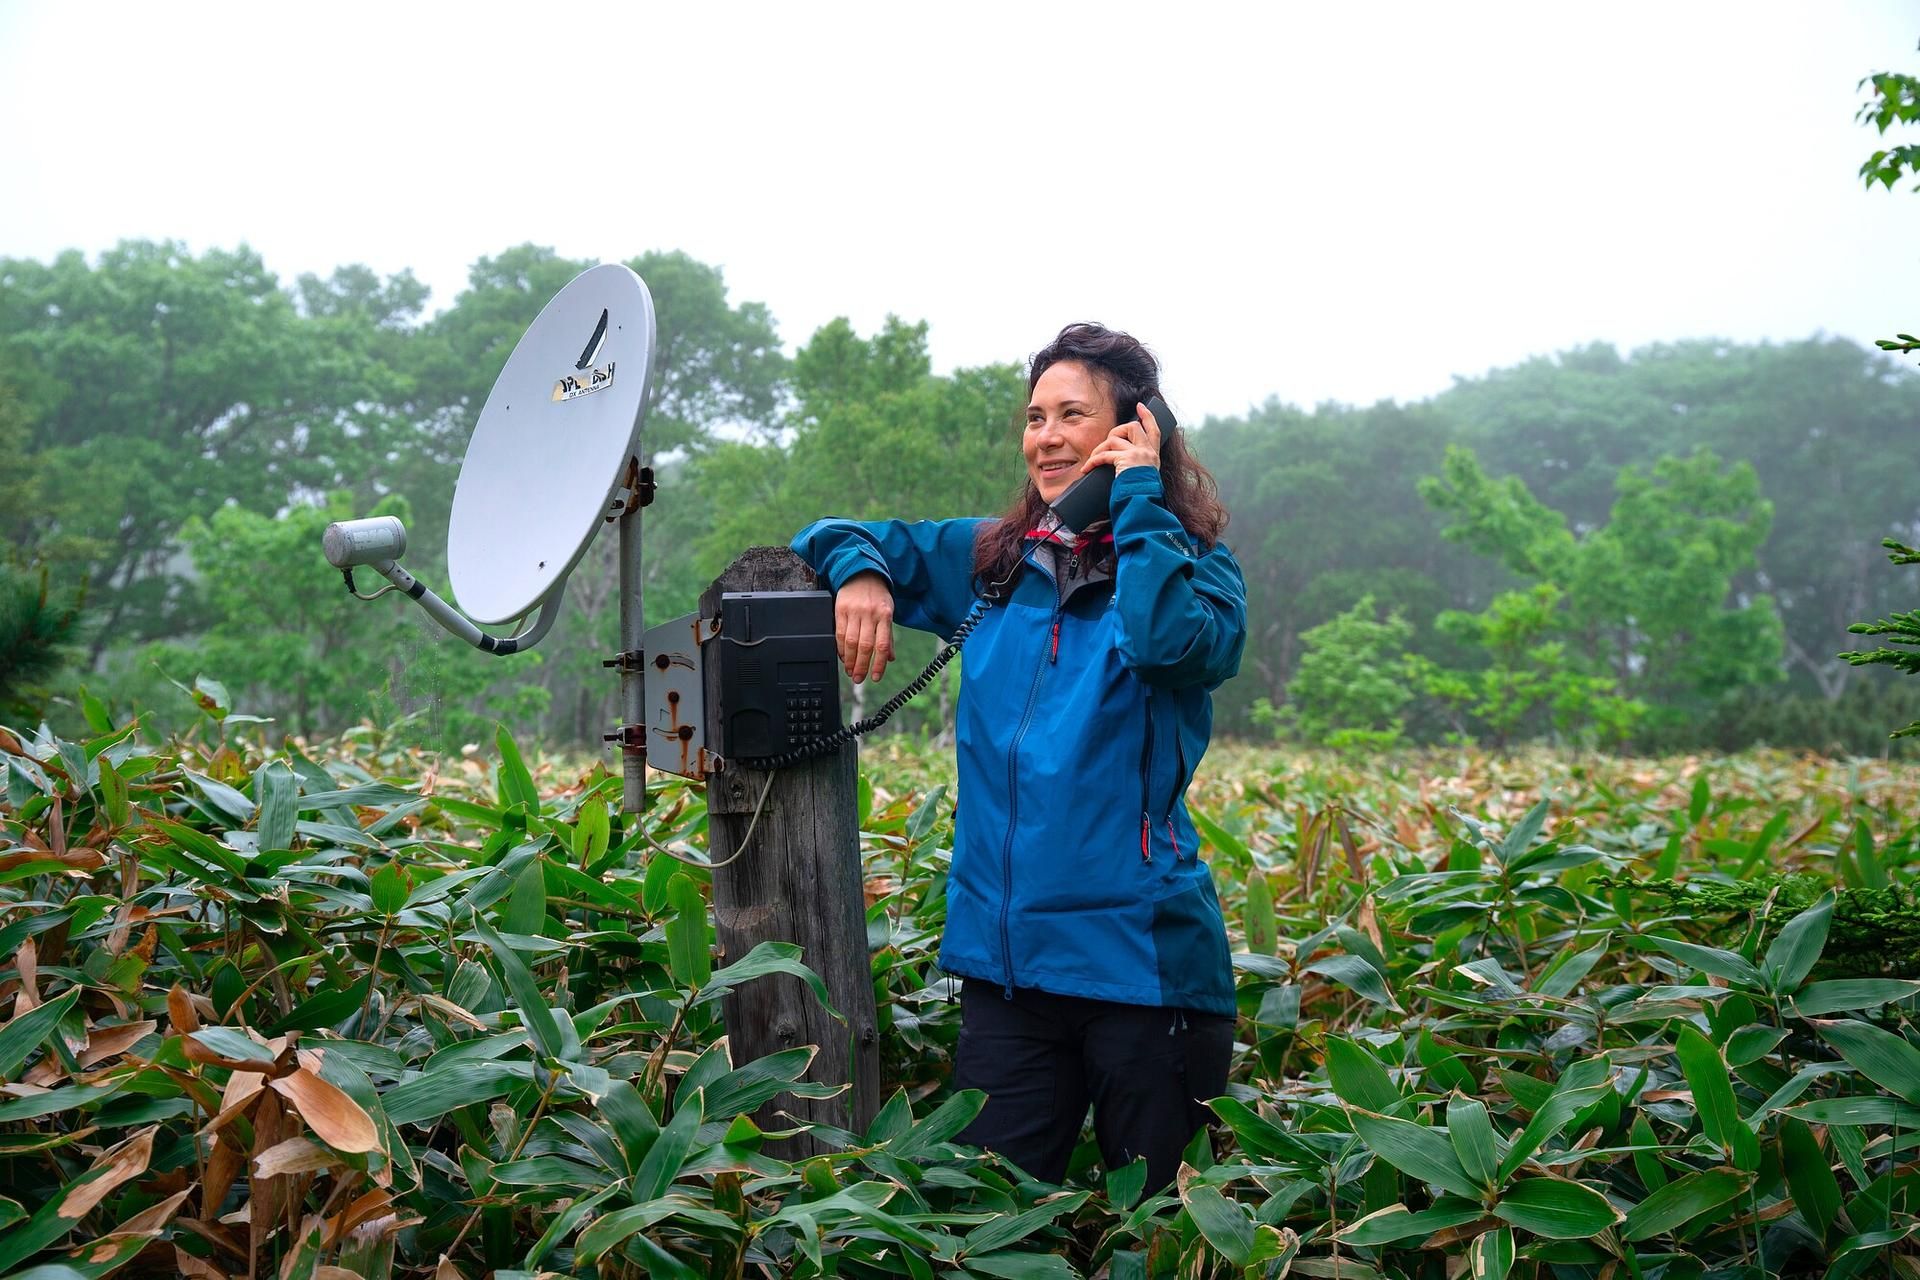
[{"xmin": 791, "ymin": 466, "xmax": 1246, "ymax": 1015}]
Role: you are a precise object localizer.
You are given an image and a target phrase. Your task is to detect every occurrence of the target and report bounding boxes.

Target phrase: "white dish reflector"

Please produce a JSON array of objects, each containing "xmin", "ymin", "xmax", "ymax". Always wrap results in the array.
[{"xmin": 447, "ymin": 263, "xmax": 656, "ymax": 624}]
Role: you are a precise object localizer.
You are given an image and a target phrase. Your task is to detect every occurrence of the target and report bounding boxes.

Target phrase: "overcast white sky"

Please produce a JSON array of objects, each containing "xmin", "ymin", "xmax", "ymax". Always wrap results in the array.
[{"xmin": 3, "ymin": 2, "xmax": 1917, "ymax": 422}]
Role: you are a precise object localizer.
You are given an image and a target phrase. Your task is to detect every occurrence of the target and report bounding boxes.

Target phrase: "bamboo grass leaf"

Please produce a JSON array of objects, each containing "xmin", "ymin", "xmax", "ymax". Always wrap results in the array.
[
  {"xmin": 1622, "ymin": 1168, "xmax": 1752, "ymax": 1241},
  {"xmin": 1814, "ymin": 1018, "xmax": 1920, "ymax": 1104},
  {"xmin": 1348, "ymin": 1108, "xmax": 1484, "ymax": 1201},
  {"xmin": 471, "ymin": 913, "xmax": 565, "ymax": 1060}
]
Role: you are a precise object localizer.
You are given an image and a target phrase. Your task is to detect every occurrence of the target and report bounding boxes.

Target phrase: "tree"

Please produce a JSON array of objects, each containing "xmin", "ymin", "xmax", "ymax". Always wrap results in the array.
[
  {"xmin": 1410, "ymin": 585, "xmax": 1644, "ymax": 746},
  {"xmin": 0, "ymin": 563, "xmax": 81, "ymax": 722},
  {"xmin": 1860, "ymin": 65, "xmax": 1920, "ymax": 185},
  {"xmin": 1839, "ymin": 539, "xmax": 1920, "ymax": 737},
  {"xmin": 1193, "ymin": 398, "xmax": 1459, "ymax": 730},
  {"xmin": 1266, "ymin": 596, "xmax": 1414, "ymax": 753},
  {"xmin": 1419, "ymin": 444, "xmax": 1780, "ymax": 735},
  {"xmin": 697, "ymin": 315, "xmax": 1023, "ymax": 566},
  {"xmin": 1433, "ymin": 338, "xmax": 1920, "ymax": 699},
  {"xmin": 0, "ymin": 242, "xmax": 414, "ymax": 660},
  {"xmin": 0, "ymin": 374, "xmax": 36, "ymax": 548}
]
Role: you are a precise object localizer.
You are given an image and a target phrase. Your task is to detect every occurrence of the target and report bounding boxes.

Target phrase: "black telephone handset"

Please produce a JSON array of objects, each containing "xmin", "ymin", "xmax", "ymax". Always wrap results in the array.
[{"xmin": 1047, "ymin": 394, "xmax": 1178, "ymax": 534}]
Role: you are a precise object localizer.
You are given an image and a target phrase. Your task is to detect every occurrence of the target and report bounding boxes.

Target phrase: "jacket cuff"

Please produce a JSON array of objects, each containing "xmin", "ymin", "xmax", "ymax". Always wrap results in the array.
[
  {"xmin": 827, "ymin": 551, "xmax": 892, "ymax": 592},
  {"xmin": 1111, "ymin": 465, "xmax": 1165, "ymax": 503}
]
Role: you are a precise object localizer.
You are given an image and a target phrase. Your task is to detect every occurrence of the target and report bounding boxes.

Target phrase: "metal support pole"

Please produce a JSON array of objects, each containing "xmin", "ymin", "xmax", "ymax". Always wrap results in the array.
[{"xmin": 617, "ymin": 459, "xmax": 647, "ymax": 813}]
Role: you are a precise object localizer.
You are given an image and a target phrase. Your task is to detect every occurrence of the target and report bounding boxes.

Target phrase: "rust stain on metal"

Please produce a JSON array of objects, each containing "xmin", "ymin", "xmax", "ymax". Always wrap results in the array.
[
  {"xmin": 655, "ymin": 687, "xmax": 700, "ymax": 775},
  {"xmin": 620, "ymin": 457, "xmax": 641, "ymax": 512}
]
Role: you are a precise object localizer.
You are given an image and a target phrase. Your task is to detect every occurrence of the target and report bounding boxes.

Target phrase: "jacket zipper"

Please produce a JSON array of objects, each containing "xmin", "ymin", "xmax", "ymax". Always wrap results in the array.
[
  {"xmin": 1166, "ymin": 714, "xmax": 1189, "ymax": 859},
  {"xmin": 1138, "ymin": 693, "xmax": 1156, "ymax": 863},
  {"xmin": 999, "ymin": 597, "xmax": 1059, "ymax": 996}
]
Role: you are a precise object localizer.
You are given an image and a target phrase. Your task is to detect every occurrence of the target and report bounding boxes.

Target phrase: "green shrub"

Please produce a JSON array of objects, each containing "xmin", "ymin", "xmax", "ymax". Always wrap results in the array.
[
  {"xmin": 0, "ymin": 562, "xmax": 81, "ymax": 720},
  {"xmin": 1267, "ymin": 595, "xmax": 1413, "ymax": 752}
]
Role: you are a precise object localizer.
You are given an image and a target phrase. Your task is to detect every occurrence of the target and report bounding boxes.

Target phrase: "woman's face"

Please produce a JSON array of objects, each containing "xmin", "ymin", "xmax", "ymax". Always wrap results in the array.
[{"xmin": 1024, "ymin": 360, "xmax": 1118, "ymax": 503}]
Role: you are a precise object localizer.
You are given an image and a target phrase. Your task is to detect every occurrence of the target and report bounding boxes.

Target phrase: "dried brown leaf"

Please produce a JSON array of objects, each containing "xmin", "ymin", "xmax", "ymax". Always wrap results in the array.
[
  {"xmin": 1335, "ymin": 812, "xmax": 1366, "ymax": 882},
  {"xmin": 103, "ymin": 902, "xmax": 133, "ymax": 958},
  {"xmin": 15, "ymin": 937, "xmax": 39, "ymax": 1006},
  {"xmin": 59, "ymin": 1125, "xmax": 156, "ymax": 1219},
  {"xmin": 434, "ymin": 1256, "xmax": 469, "ymax": 1280},
  {"xmin": 248, "ymin": 1091, "xmax": 290, "ymax": 1270},
  {"xmin": 22, "ymin": 1055, "xmax": 65, "ymax": 1088},
  {"xmin": 1356, "ymin": 895, "xmax": 1384, "ymax": 955},
  {"xmin": 330, "ymin": 1189, "xmax": 396, "ymax": 1241},
  {"xmin": 270, "ymin": 1068, "xmax": 380, "ymax": 1154},
  {"xmin": 203, "ymin": 1132, "xmax": 245, "ymax": 1217},
  {"xmin": 412, "ymin": 993, "xmax": 487, "ymax": 1030},
  {"xmin": 0, "ymin": 847, "xmax": 103, "ymax": 872},
  {"xmin": 169, "ymin": 984, "xmax": 201, "ymax": 1034},
  {"xmin": 253, "ymin": 1135, "xmax": 342, "ymax": 1179},
  {"xmin": 204, "ymin": 1067, "xmax": 268, "ymax": 1135},
  {"xmin": 109, "ymin": 1186, "xmax": 192, "ymax": 1236},
  {"xmin": 174, "ymin": 1245, "xmax": 230, "ymax": 1279},
  {"xmin": 1425, "ymin": 1216, "xmax": 1504, "ymax": 1248},
  {"xmin": 82, "ymin": 1019, "xmax": 156, "ymax": 1068}
]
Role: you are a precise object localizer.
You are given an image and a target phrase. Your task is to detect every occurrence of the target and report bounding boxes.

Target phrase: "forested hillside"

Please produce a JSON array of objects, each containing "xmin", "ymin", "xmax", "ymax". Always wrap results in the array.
[{"xmin": 4, "ymin": 242, "xmax": 1917, "ymax": 753}]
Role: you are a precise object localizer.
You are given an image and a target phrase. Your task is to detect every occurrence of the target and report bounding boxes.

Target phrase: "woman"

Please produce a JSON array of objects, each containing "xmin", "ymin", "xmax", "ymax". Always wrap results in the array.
[{"xmin": 791, "ymin": 323, "xmax": 1246, "ymax": 1190}]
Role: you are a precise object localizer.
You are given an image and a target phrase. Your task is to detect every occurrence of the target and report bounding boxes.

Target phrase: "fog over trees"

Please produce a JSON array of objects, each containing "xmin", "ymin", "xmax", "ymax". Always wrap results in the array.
[{"xmin": 4, "ymin": 241, "xmax": 1918, "ymax": 754}]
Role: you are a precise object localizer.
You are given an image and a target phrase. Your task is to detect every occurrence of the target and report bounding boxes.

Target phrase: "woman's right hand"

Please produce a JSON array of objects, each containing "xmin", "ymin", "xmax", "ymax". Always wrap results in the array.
[{"xmin": 836, "ymin": 572, "xmax": 894, "ymax": 683}]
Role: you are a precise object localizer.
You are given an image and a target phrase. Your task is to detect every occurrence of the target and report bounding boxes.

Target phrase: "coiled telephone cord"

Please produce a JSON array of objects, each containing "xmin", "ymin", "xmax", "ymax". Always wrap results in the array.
[{"xmin": 733, "ymin": 598, "xmax": 991, "ymax": 771}]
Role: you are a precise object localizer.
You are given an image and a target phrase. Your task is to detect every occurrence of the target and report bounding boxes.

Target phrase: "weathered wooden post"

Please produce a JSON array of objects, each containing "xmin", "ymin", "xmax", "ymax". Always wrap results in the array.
[{"xmin": 701, "ymin": 546, "xmax": 881, "ymax": 1151}]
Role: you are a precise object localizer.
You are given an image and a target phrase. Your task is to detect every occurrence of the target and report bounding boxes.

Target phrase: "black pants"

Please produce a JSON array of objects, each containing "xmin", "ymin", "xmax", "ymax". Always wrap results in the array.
[{"xmin": 952, "ymin": 979, "xmax": 1235, "ymax": 1190}]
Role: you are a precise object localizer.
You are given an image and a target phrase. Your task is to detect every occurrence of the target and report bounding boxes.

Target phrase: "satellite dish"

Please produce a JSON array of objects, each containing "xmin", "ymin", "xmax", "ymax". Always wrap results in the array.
[
  {"xmin": 322, "ymin": 263, "xmax": 656, "ymax": 652},
  {"xmin": 322, "ymin": 261, "xmax": 659, "ymax": 805},
  {"xmin": 448, "ymin": 264, "xmax": 656, "ymax": 623}
]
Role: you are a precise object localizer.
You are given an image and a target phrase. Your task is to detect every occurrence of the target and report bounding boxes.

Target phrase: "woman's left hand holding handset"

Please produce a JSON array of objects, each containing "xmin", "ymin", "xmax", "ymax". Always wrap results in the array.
[{"xmin": 1079, "ymin": 401, "xmax": 1162, "ymax": 479}]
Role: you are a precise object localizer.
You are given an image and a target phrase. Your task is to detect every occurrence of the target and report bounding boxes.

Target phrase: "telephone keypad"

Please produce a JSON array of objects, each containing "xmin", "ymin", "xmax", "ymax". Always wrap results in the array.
[{"xmin": 784, "ymin": 685, "xmax": 830, "ymax": 742}]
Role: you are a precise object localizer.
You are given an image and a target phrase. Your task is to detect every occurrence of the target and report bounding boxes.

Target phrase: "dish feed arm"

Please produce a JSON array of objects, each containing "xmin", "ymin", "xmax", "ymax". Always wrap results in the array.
[{"xmin": 322, "ymin": 516, "xmax": 565, "ymax": 656}]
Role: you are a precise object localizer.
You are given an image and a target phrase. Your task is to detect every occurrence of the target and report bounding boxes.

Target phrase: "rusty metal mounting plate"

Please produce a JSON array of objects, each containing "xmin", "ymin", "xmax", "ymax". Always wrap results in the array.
[{"xmin": 642, "ymin": 611, "xmax": 716, "ymax": 779}]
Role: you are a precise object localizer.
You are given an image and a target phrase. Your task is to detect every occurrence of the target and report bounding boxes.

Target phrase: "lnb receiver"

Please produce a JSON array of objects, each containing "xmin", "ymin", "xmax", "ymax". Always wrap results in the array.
[{"xmin": 322, "ymin": 516, "xmax": 408, "ymax": 569}]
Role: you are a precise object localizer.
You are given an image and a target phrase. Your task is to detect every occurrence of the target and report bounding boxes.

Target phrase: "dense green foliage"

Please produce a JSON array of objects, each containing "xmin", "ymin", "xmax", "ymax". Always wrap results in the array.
[
  {"xmin": 0, "ymin": 563, "xmax": 80, "ymax": 720},
  {"xmin": 1859, "ymin": 64, "xmax": 1920, "ymax": 197},
  {"xmin": 8, "ymin": 707, "xmax": 1920, "ymax": 1276},
  {"xmin": 4, "ymin": 244, "xmax": 1920, "ymax": 754}
]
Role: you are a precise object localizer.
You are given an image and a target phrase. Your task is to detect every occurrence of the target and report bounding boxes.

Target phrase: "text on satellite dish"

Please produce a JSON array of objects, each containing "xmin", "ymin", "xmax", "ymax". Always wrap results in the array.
[{"xmin": 553, "ymin": 361, "xmax": 617, "ymax": 403}]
